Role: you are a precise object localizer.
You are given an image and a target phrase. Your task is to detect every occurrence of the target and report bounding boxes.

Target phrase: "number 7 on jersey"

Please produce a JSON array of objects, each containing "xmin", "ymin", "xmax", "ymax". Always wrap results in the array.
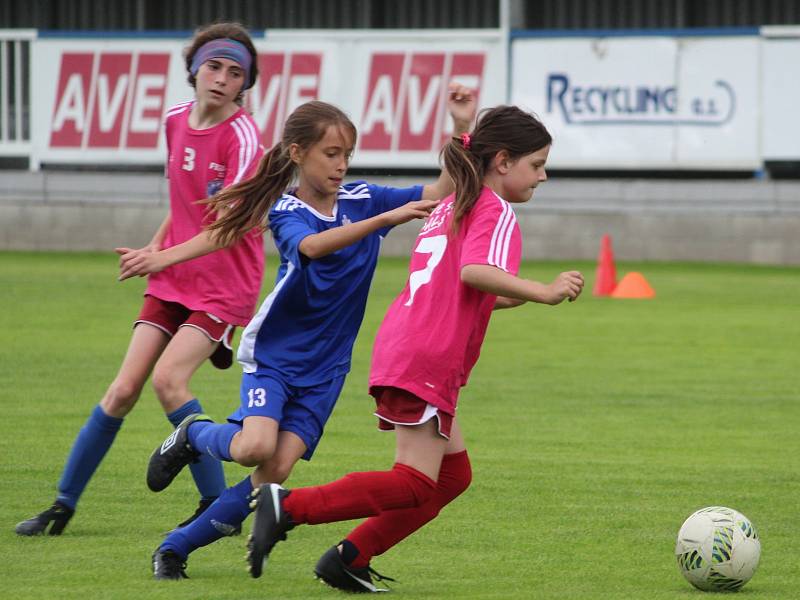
[{"xmin": 405, "ymin": 235, "xmax": 447, "ymax": 306}]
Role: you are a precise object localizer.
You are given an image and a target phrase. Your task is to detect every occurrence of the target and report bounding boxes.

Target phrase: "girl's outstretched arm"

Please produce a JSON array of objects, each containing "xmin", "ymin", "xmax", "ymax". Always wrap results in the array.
[
  {"xmin": 116, "ymin": 229, "xmax": 224, "ymax": 280},
  {"xmin": 421, "ymin": 81, "xmax": 477, "ymax": 201},
  {"xmin": 461, "ymin": 264, "xmax": 584, "ymax": 305},
  {"xmin": 494, "ymin": 296, "xmax": 526, "ymax": 310},
  {"xmin": 116, "ymin": 203, "xmax": 241, "ymax": 280},
  {"xmin": 298, "ymin": 199, "xmax": 438, "ymax": 260}
]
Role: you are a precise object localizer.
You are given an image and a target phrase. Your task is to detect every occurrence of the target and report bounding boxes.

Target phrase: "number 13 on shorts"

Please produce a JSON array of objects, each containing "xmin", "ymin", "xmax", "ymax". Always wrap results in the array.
[
  {"xmin": 405, "ymin": 235, "xmax": 447, "ymax": 306},
  {"xmin": 247, "ymin": 387, "xmax": 267, "ymax": 407}
]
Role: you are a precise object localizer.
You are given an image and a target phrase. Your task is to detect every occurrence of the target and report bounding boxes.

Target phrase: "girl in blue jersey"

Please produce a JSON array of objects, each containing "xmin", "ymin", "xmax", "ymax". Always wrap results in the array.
[{"xmin": 118, "ymin": 83, "xmax": 477, "ymax": 579}]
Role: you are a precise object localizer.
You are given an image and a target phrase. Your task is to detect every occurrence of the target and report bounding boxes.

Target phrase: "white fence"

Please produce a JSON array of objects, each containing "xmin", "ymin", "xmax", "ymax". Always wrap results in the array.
[
  {"xmin": 0, "ymin": 29, "xmax": 34, "ymax": 157},
  {"xmin": 1, "ymin": 27, "xmax": 799, "ymax": 170}
]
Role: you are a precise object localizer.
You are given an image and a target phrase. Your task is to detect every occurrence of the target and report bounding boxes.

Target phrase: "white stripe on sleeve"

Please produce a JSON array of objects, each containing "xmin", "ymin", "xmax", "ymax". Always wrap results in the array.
[
  {"xmin": 231, "ymin": 116, "xmax": 261, "ymax": 184},
  {"xmin": 498, "ymin": 209, "xmax": 517, "ymax": 271},
  {"xmin": 230, "ymin": 119, "xmax": 249, "ymax": 184},
  {"xmin": 165, "ymin": 101, "xmax": 192, "ymax": 119},
  {"xmin": 242, "ymin": 118, "xmax": 260, "ymax": 170},
  {"xmin": 488, "ymin": 200, "xmax": 512, "ymax": 271}
]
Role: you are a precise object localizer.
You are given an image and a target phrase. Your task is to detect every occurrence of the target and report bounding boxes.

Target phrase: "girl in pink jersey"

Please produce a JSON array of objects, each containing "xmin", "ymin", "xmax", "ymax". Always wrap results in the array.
[
  {"xmin": 246, "ymin": 105, "xmax": 585, "ymax": 592},
  {"xmin": 15, "ymin": 22, "xmax": 264, "ymax": 537}
]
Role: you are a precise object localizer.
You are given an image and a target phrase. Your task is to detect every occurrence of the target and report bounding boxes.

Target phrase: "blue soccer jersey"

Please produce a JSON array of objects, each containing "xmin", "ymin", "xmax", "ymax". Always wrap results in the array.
[{"xmin": 236, "ymin": 181, "xmax": 423, "ymax": 386}]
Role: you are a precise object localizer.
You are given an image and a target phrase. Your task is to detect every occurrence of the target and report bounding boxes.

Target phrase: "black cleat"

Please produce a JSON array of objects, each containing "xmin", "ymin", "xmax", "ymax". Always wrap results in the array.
[
  {"xmin": 152, "ymin": 548, "xmax": 188, "ymax": 580},
  {"xmin": 314, "ymin": 545, "xmax": 394, "ymax": 593},
  {"xmin": 147, "ymin": 414, "xmax": 211, "ymax": 492},
  {"xmin": 15, "ymin": 501, "xmax": 75, "ymax": 536},
  {"xmin": 172, "ymin": 497, "xmax": 241, "ymax": 536},
  {"xmin": 246, "ymin": 483, "xmax": 294, "ymax": 578}
]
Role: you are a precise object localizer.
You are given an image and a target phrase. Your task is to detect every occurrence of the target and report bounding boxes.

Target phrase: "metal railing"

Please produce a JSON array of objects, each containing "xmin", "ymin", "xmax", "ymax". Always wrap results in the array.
[{"xmin": 0, "ymin": 29, "xmax": 34, "ymax": 158}]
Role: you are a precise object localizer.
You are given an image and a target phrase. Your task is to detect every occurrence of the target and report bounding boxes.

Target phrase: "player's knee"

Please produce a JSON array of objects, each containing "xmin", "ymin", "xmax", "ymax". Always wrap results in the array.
[
  {"xmin": 439, "ymin": 451, "xmax": 472, "ymax": 503},
  {"xmin": 101, "ymin": 378, "xmax": 142, "ymax": 415},
  {"xmin": 235, "ymin": 437, "xmax": 276, "ymax": 467},
  {"xmin": 447, "ymin": 465, "xmax": 472, "ymax": 500},
  {"xmin": 453, "ymin": 459, "xmax": 472, "ymax": 495},
  {"xmin": 391, "ymin": 464, "xmax": 437, "ymax": 507},
  {"xmin": 151, "ymin": 368, "xmax": 185, "ymax": 405}
]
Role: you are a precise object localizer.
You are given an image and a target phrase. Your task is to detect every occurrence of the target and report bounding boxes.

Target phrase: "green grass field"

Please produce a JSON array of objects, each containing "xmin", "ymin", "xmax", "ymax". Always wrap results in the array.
[{"xmin": 1, "ymin": 252, "xmax": 798, "ymax": 599}]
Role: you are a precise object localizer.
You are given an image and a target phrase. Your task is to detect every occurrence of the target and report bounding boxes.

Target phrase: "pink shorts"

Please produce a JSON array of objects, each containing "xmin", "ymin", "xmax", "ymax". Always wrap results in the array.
[
  {"xmin": 135, "ymin": 295, "xmax": 235, "ymax": 369},
  {"xmin": 372, "ymin": 386, "xmax": 452, "ymax": 439}
]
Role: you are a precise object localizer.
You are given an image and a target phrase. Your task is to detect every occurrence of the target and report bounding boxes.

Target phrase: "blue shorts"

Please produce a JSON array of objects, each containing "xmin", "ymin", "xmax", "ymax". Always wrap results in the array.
[{"xmin": 228, "ymin": 372, "xmax": 346, "ymax": 461}]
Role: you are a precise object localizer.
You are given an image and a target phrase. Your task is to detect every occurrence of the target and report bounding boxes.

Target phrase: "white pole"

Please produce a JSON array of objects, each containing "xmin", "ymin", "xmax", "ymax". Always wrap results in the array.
[
  {"xmin": 15, "ymin": 39, "xmax": 23, "ymax": 142},
  {"xmin": 0, "ymin": 41, "xmax": 7, "ymax": 143},
  {"xmin": 499, "ymin": 0, "xmax": 511, "ymax": 103}
]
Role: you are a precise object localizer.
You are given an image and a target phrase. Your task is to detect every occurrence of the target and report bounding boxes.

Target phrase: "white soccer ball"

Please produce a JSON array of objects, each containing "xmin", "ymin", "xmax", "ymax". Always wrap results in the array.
[{"xmin": 675, "ymin": 506, "xmax": 761, "ymax": 592}]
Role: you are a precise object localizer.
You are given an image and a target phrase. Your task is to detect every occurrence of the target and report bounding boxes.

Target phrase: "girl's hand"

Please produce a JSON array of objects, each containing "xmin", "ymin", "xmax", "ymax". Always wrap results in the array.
[
  {"xmin": 383, "ymin": 199, "xmax": 439, "ymax": 226},
  {"xmin": 544, "ymin": 271, "xmax": 585, "ymax": 304},
  {"xmin": 115, "ymin": 246, "xmax": 169, "ymax": 281},
  {"xmin": 447, "ymin": 81, "xmax": 477, "ymax": 133}
]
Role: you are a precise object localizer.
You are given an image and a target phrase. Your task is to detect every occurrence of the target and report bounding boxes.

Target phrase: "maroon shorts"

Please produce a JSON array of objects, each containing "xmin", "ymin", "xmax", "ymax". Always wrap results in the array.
[
  {"xmin": 135, "ymin": 295, "xmax": 235, "ymax": 369},
  {"xmin": 372, "ymin": 386, "xmax": 452, "ymax": 439}
]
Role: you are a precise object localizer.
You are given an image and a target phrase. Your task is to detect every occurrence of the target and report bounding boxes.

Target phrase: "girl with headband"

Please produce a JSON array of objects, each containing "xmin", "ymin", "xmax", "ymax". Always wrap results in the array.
[{"xmin": 15, "ymin": 22, "xmax": 264, "ymax": 539}]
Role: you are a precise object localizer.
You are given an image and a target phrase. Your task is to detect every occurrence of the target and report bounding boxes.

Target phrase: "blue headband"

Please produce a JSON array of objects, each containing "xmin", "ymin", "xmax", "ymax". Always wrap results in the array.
[{"xmin": 190, "ymin": 38, "xmax": 253, "ymax": 90}]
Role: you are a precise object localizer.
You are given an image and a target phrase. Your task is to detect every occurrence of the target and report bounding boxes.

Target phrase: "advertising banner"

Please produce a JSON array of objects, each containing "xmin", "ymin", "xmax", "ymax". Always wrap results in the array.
[
  {"xmin": 32, "ymin": 39, "xmax": 182, "ymax": 165},
  {"xmin": 511, "ymin": 35, "xmax": 760, "ymax": 169},
  {"xmin": 31, "ymin": 30, "xmax": 506, "ymax": 168},
  {"xmin": 761, "ymin": 35, "xmax": 800, "ymax": 161}
]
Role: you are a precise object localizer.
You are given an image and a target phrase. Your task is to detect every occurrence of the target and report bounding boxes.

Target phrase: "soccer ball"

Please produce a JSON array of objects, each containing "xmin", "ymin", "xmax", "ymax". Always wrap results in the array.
[{"xmin": 675, "ymin": 506, "xmax": 761, "ymax": 592}]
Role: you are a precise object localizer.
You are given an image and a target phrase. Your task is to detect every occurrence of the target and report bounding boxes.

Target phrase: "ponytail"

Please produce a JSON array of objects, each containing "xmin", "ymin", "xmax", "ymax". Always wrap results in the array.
[
  {"xmin": 441, "ymin": 137, "xmax": 484, "ymax": 228},
  {"xmin": 204, "ymin": 143, "xmax": 295, "ymax": 246},
  {"xmin": 443, "ymin": 105, "xmax": 552, "ymax": 231}
]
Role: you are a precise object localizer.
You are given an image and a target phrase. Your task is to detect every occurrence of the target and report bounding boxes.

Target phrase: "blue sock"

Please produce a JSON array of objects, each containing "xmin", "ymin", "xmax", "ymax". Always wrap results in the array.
[
  {"xmin": 166, "ymin": 399, "xmax": 226, "ymax": 500},
  {"xmin": 161, "ymin": 476, "xmax": 254, "ymax": 560},
  {"xmin": 188, "ymin": 420, "xmax": 241, "ymax": 462},
  {"xmin": 57, "ymin": 405, "xmax": 123, "ymax": 510}
]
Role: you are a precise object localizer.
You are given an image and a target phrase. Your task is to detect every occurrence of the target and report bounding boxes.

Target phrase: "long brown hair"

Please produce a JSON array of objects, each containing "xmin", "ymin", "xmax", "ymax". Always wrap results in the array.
[
  {"xmin": 184, "ymin": 22, "xmax": 259, "ymax": 102},
  {"xmin": 205, "ymin": 101, "xmax": 357, "ymax": 247},
  {"xmin": 441, "ymin": 105, "xmax": 552, "ymax": 228}
]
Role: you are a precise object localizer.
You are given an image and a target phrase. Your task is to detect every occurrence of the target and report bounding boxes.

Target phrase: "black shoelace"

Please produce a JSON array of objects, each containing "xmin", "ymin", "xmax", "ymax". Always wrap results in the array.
[
  {"xmin": 367, "ymin": 566, "xmax": 396, "ymax": 584},
  {"xmin": 161, "ymin": 553, "xmax": 188, "ymax": 577}
]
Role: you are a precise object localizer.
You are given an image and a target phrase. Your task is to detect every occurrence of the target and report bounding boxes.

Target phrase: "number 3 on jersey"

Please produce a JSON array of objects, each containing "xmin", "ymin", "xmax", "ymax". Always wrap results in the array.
[
  {"xmin": 405, "ymin": 235, "xmax": 447, "ymax": 306},
  {"xmin": 247, "ymin": 387, "xmax": 267, "ymax": 407},
  {"xmin": 182, "ymin": 146, "xmax": 195, "ymax": 171}
]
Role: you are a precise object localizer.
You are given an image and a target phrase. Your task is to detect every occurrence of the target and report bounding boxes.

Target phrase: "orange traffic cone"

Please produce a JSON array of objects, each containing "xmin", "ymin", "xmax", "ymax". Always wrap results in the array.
[
  {"xmin": 610, "ymin": 272, "xmax": 656, "ymax": 299},
  {"xmin": 592, "ymin": 234, "xmax": 617, "ymax": 296}
]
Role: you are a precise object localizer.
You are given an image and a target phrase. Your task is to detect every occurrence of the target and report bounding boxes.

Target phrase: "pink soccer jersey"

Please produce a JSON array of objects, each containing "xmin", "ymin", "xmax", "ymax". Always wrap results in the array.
[
  {"xmin": 146, "ymin": 102, "xmax": 265, "ymax": 326},
  {"xmin": 369, "ymin": 186, "xmax": 522, "ymax": 415}
]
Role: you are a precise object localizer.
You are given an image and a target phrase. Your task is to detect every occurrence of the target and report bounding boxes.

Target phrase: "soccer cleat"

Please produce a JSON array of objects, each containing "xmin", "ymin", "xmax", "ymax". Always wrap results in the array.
[
  {"xmin": 15, "ymin": 501, "xmax": 75, "ymax": 536},
  {"xmin": 147, "ymin": 413, "xmax": 212, "ymax": 492},
  {"xmin": 152, "ymin": 548, "xmax": 188, "ymax": 580},
  {"xmin": 314, "ymin": 545, "xmax": 395, "ymax": 593},
  {"xmin": 172, "ymin": 496, "xmax": 242, "ymax": 536},
  {"xmin": 246, "ymin": 483, "xmax": 294, "ymax": 578}
]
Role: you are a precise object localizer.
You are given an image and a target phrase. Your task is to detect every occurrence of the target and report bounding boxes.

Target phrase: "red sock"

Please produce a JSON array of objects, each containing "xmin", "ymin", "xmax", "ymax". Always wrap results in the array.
[
  {"xmin": 283, "ymin": 463, "xmax": 436, "ymax": 525},
  {"xmin": 346, "ymin": 450, "xmax": 472, "ymax": 567}
]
